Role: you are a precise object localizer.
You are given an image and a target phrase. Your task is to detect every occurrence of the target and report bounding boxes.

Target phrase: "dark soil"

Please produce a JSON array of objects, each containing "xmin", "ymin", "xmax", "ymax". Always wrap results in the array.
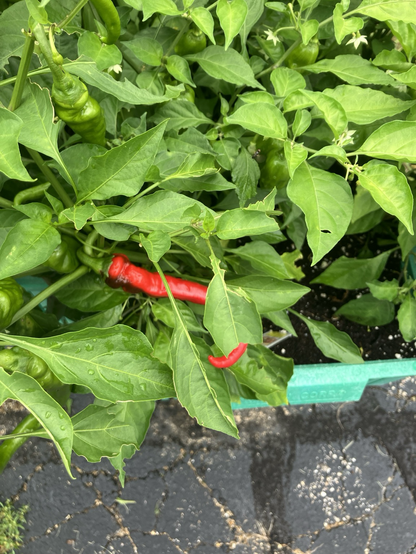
[{"xmin": 269, "ymin": 234, "xmax": 415, "ymax": 365}]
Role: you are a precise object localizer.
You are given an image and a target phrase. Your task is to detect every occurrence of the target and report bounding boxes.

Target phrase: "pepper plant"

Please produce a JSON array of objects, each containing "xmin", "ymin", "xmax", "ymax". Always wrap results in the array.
[{"xmin": 0, "ymin": 0, "xmax": 416, "ymax": 482}]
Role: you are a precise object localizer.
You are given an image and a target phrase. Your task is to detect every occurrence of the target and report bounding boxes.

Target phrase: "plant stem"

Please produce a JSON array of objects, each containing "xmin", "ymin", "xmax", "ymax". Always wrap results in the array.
[
  {"xmin": 9, "ymin": 265, "xmax": 89, "ymax": 326},
  {"xmin": 58, "ymin": 0, "xmax": 89, "ymax": 29},
  {"xmin": 0, "ymin": 196, "xmax": 13, "ymax": 208},
  {"xmin": 0, "ymin": 414, "xmax": 40, "ymax": 473},
  {"xmin": 0, "ymin": 67, "xmax": 50, "ymax": 89},
  {"xmin": 32, "ymin": 24, "xmax": 65, "ymax": 84},
  {"xmin": 26, "ymin": 148, "xmax": 73, "ymax": 209},
  {"xmin": 8, "ymin": 35, "xmax": 34, "ymax": 112}
]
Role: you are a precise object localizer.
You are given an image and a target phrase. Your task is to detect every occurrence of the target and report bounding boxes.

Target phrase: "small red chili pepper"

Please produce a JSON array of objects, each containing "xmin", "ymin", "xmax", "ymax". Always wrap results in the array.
[
  {"xmin": 104, "ymin": 254, "xmax": 248, "ymax": 368},
  {"xmin": 208, "ymin": 343, "xmax": 248, "ymax": 368}
]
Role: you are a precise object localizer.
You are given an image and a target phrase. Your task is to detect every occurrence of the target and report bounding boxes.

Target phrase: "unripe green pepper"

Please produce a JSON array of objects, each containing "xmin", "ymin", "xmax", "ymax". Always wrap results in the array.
[
  {"xmin": 0, "ymin": 279, "xmax": 24, "ymax": 329},
  {"xmin": 287, "ymin": 39, "xmax": 319, "ymax": 70},
  {"xmin": 260, "ymin": 149, "xmax": 290, "ymax": 189},
  {"xmin": 8, "ymin": 313, "xmax": 43, "ymax": 337},
  {"xmin": 45, "ymin": 235, "xmax": 80, "ymax": 274},
  {"xmin": 175, "ymin": 29, "xmax": 206, "ymax": 56},
  {"xmin": 248, "ymin": 137, "xmax": 284, "ymax": 158},
  {"xmin": 52, "ymin": 71, "xmax": 106, "ymax": 146},
  {"xmin": 0, "ymin": 347, "xmax": 61, "ymax": 389}
]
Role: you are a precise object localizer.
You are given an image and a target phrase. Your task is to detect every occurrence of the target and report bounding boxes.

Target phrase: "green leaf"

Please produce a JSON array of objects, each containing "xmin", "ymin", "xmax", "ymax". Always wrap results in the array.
[
  {"xmin": 166, "ymin": 55, "xmax": 195, "ymax": 87},
  {"xmin": 333, "ymin": 3, "xmax": 364, "ymax": 44},
  {"xmin": 323, "ymin": 85, "xmax": 415, "ymax": 125},
  {"xmin": 3, "ymin": 326, "xmax": 175, "ymax": 402},
  {"xmin": 162, "ymin": 153, "xmax": 217, "ymax": 181},
  {"xmin": 141, "ymin": 0, "xmax": 183, "ymax": 19},
  {"xmin": 161, "ymin": 173, "xmax": 235, "ymax": 193},
  {"xmin": 152, "ymin": 298, "xmax": 205, "ymax": 334},
  {"xmin": 190, "ymin": 7, "xmax": 216, "ymax": 44},
  {"xmin": 231, "ymin": 148, "xmax": 260, "ymax": 207},
  {"xmin": 14, "ymin": 82, "xmax": 73, "ymax": 187},
  {"xmin": 335, "ymin": 294, "xmax": 395, "ymax": 326},
  {"xmin": 55, "ymin": 273, "xmax": 129, "ymax": 312},
  {"xmin": 77, "ymin": 122, "xmax": 167, "ymax": 202},
  {"xmin": 0, "ymin": 2, "xmax": 29, "ymax": 72},
  {"xmin": 25, "ymin": 0, "xmax": 48, "ymax": 23},
  {"xmin": 367, "ymin": 279, "xmax": 399, "ymax": 302},
  {"xmin": 311, "ymin": 250, "xmax": 393, "ymax": 289},
  {"xmin": 165, "ymin": 128, "xmax": 216, "ymax": 155},
  {"xmin": 0, "ymin": 210, "xmax": 26, "ymax": 247},
  {"xmin": 229, "ymin": 344, "xmax": 293, "ymax": 406},
  {"xmin": 212, "ymin": 138, "xmax": 240, "ymax": 171},
  {"xmin": 271, "ymin": 67, "xmax": 306, "ymax": 97},
  {"xmin": 228, "ymin": 241, "xmax": 289, "ymax": 279},
  {"xmin": 238, "ymin": 91, "xmax": 275, "ymax": 105},
  {"xmin": 217, "ymin": 0, "xmax": 248, "ymax": 50},
  {"xmin": 0, "ymin": 219, "xmax": 61, "ymax": 280},
  {"xmin": 300, "ymin": 19, "xmax": 319, "ymax": 44},
  {"xmin": 264, "ymin": 310, "xmax": 298, "ymax": 336},
  {"xmin": 78, "ymin": 32, "xmax": 122, "ymax": 71},
  {"xmin": 185, "ymin": 46, "xmax": 263, "ymax": 89},
  {"xmin": 311, "ymin": 145, "xmax": 348, "ymax": 164},
  {"xmin": 204, "ymin": 255, "xmax": 262, "ymax": 355},
  {"xmin": 227, "ymin": 275, "xmax": 310, "ymax": 313},
  {"xmin": 355, "ymin": 121, "xmax": 416, "ymax": 163},
  {"xmin": 226, "ymin": 103, "xmax": 287, "ymax": 139},
  {"xmin": 140, "ymin": 230, "xmax": 171, "ymax": 263},
  {"xmin": 373, "ymin": 49, "xmax": 412, "ymax": 72},
  {"xmin": 104, "ymin": 191, "xmax": 211, "ymax": 233},
  {"xmin": 293, "ymin": 312, "xmax": 364, "ymax": 364},
  {"xmin": 123, "ymin": 36, "xmax": 163, "ymax": 66},
  {"xmin": 292, "ymin": 109, "xmax": 312, "ymax": 138},
  {"xmin": 168, "ymin": 310, "xmax": 238, "ymax": 437},
  {"xmin": 51, "ymin": 306, "xmax": 124, "ymax": 335},
  {"xmin": 64, "ymin": 58, "xmax": 169, "ymax": 105},
  {"xmin": 217, "ymin": 209, "xmax": 279, "ymax": 239},
  {"xmin": 388, "ymin": 66, "xmax": 416, "ymax": 91},
  {"xmin": 398, "ymin": 294, "xmax": 416, "ymax": 342},
  {"xmin": 387, "ymin": 21, "xmax": 416, "ymax": 61},
  {"xmin": 240, "ymin": 0, "xmax": 264, "ymax": 47},
  {"xmin": 60, "ymin": 203, "xmax": 96, "ymax": 230},
  {"xmin": 0, "ymin": 369, "xmax": 73, "ymax": 476},
  {"xmin": 358, "ymin": 162, "xmax": 413, "ymax": 234},
  {"xmin": 0, "ymin": 107, "xmax": 34, "ymax": 182},
  {"xmin": 92, "ymin": 205, "xmax": 136, "ymax": 240},
  {"xmin": 72, "ymin": 401, "xmax": 154, "ymax": 462},
  {"xmin": 287, "ymin": 163, "xmax": 353, "ymax": 265},
  {"xmin": 284, "ymin": 90, "xmax": 347, "ymax": 138},
  {"xmin": 151, "ymin": 101, "xmax": 213, "ymax": 131},
  {"xmin": 284, "ymin": 141, "xmax": 308, "ymax": 179},
  {"xmin": 302, "ymin": 55, "xmax": 395, "ymax": 86},
  {"xmin": 355, "ymin": 0, "xmax": 416, "ymax": 23}
]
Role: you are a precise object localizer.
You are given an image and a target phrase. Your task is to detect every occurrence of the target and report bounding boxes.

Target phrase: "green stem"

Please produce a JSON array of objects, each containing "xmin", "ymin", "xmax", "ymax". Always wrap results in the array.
[
  {"xmin": 58, "ymin": 0, "xmax": 90, "ymax": 29},
  {"xmin": 9, "ymin": 265, "xmax": 89, "ymax": 326},
  {"xmin": 8, "ymin": 35, "xmax": 34, "ymax": 112},
  {"xmin": 0, "ymin": 66, "xmax": 51, "ymax": 89},
  {"xmin": 206, "ymin": 0, "xmax": 218, "ymax": 11},
  {"xmin": 0, "ymin": 196, "xmax": 13, "ymax": 208},
  {"xmin": 26, "ymin": 149, "xmax": 73, "ymax": 209},
  {"xmin": 84, "ymin": 229, "xmax": 99, "ymax": 256},
  {"xmin": 0, "ymin": 414, "xmax": 40, "ymax": 473},
  {"xmin": 32, "ymin": 24, "xmax": 65, "ymax": 85}
]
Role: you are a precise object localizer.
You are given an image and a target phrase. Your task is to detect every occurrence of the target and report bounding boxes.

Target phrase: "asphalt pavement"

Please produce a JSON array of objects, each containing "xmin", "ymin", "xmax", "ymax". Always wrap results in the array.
[{"xmin": 1, "ymin": 377, "xmax": 416, "ymax": 554}]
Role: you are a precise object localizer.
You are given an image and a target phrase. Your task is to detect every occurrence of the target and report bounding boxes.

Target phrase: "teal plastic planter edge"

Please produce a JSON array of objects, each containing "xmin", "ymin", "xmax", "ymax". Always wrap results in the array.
[{"xmin": 232, "ymin": 358, "xmax": 416, "ymax": 410}]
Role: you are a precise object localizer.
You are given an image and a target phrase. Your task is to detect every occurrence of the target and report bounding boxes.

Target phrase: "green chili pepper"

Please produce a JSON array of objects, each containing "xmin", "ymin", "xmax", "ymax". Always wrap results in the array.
[
  {"xmin": 175, "ymin": 29, "xmax": 206, "ymax": 56},
  {"xmin": 13, "ymin": 183, "xmax": 50, "ymax": 206},
  {"xmin": 260, "ymin": 149, "xmax": 290, "ymax": 189},
  {"xmin": 0, "ymin": 347, "xmax": 61, "ymax": 389},
  {"xmin": 287, "ymin": 39, "xmax": 319, "ymax": 70},
  {"xmin": 52, "ymin": 70, "xmax": 106, "ymax": 146},
  {"xmin": 0, "ymin": 279, "xmax": 24, "ymax": 330},
  {"xmin": 45, "ymin": 235, "xmax": 80, "ymax": 274},
  {"xmin": 89, "ymin": 0, "xmax": 121, "ymax": 45}
]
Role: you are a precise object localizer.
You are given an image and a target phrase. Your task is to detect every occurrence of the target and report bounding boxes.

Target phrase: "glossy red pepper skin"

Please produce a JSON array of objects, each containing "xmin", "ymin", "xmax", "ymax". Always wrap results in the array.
[
  {"xmin": 106, "ymin": 254, "xmax": 207, "ymax": 304},
  {"xmin": 208, "ymin": 343, "xmax": 248, "ymax": 368},
  {"xmin": 106, "ymin": 254, "xmax": 248, "ymax": 367}
]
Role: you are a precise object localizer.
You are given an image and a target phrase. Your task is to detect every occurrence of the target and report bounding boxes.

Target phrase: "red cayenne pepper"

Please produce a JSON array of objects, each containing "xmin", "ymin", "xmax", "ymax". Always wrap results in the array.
[{"xmin": 105, "ymin": 254, "xmax": 247, "ymax": 368}]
